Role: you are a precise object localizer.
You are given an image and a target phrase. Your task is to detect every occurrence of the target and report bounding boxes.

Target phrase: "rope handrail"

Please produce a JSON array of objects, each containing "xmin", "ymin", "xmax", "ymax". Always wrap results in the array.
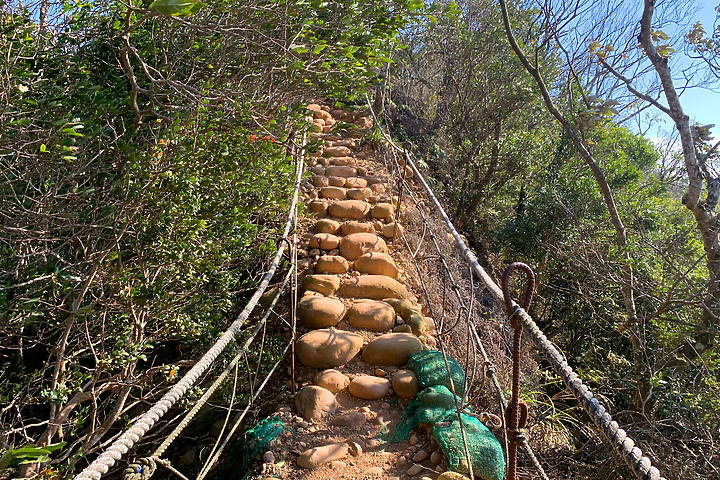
[
  {"xmin": 367, "ymin": 98, "xmax": 667, "ymax": 480},
  {"xmin": 74, "ymin": 139, "xmax": 306, "ymax": 480}
]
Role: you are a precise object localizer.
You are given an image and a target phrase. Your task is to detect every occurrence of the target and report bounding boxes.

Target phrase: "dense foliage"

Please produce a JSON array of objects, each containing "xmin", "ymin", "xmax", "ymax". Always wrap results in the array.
[
  {"xmin": 389, "ymin": 0, "xmax": 720, "ymax": 477},
  {"xmin": 0, "ymin": 0, "xmax": 418, "ymax": 476}
]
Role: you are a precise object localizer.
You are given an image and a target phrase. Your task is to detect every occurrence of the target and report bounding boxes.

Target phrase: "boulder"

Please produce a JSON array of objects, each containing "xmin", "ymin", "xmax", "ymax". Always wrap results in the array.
[
  {"xmin": 302, "ymin": 274, "xmax": 340, "ymax": 296},
  {"xmin": 371, "ymin": 203, "xmax": 395, "ymax": 220},
  {"xmin": 330, "ymin": 156, "xmax": 356, "ymax": 166},
  {"xmin": 319, "ymin": 186, "xmax": 346, "ymax": 200},
  {"xmin": 392, "ymin": 370, "xmax": 419, "ymax": 398},
  {"xmin": 333, "ymin": 138, "xmax": 356, "ymax": 147},
  {"xmin": 297, "ymin": 443, "xmax": 349, "ymax": 469},
  {"xmin": 324, "ymin": 146, "xmax": 351, "ymax": 157},
  {"xmin": 340, "ymin": 275, "xmax": 409, "ymax": 299},
  {"xmin": 316, "ymin": 255, "xmax": 350, "ymax": 274},
  {"xmin": 328, "ymin": 176, "xmax": 346, "ymax": 187},
  {"xmin": 315, "ymin": 218, "xmax": 341, "ymax": 234},
  {"xmin": 341, "ymin": 221, "xmax": 375, "ymax": 235},
  {"xmin": 312, "ymin": 175, "xmax": 329, "ymax": 188},
  {"xmin": 307, "ymin": 103, "xmax": 322, "ymax": 112},
  {"xmin": 310, "ymin": 166, "xmax": 325, "ymax": 176},
  {"xmin": 348, "ymin": 375, "xmax": 392, "ymax": 400},
  {"xmin": 344, "ymin": 177, "xmax": 368, "ymax": 188},
  {"xmin": 314, "ymin": 369, "xmax": 350, "ymax": 393},
  {"xmin": 354, "ymin": 252, "xmax": 399, "ymax": 279},
  {"xmin": 402, "ymin": 308, "xmax": 426, "ymax": 337},
  {"xmin": 347, "ymin": 300, "xmax": 396, "ymax": 332},
  {"xmin": 393, "ymin": 324, "xmax": 412, "ymax": 333},
  {"xmin": 331, "ymin": 411, "xmax": 367, "ymax": 428},
  {"xmin": 294, "ymin": 385, "xmax": 337, "ymax": 421},
  {"xmin": 338, "ymin": 233, "xmax": 388, "ymax": 261},
  {"xmin": 328, "ymin": 200, "xmax": 370, "ymax": 220},
  {"xmin": 362, "ymin": 333, "xmax": 424, "ymax": 365},
  {"xmin": 346, "ymin": 187, "xmax": 373, "ymax": 201},
  {"xmin": 308, "ymin": 200, "xmax": 328, "ymax": 215},
  {"xmin": 383, "ymin": 298, "xmax": 415, "ymax": 314},
  {"xmin": 325, "ymin": 165, "xmax": 357, "ymax": 178},
  {"xmin": 313, "ymin": 109, "xmax": 332, "ymax": 122},
  {"xmin": 382, "ymin": 222, "xmax": 404, "ymax": 239},
  {"xmin": 369, "ymin": 183, "xmax": 386, "ymax": 194},
  {"xmin": 297, "ymin": 296, "xmax": 346, "ymax": 328},
  {"xmin": 437, "ymin": 474, "xmax": 471, "ymax": 480},
  {"xmin": 308, "ymin": 233, "xmax": 340, "ymax": 250},
  {"xmin": 296, "ymin": 329, "xmax": 363, "ymax": 369}
]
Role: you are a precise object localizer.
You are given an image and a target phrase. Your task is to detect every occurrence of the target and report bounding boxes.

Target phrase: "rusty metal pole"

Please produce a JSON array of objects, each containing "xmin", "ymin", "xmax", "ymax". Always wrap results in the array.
[{"xmin": 502, "ymin": 262, "xmax": 535, "ymax": 480}]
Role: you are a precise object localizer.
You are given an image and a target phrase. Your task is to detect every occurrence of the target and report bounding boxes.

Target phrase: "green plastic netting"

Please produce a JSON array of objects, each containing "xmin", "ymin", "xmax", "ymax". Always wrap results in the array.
[
  {"xmin": 407, "ymin": 350, "xmax": 466, "ymax": 396},
  {"xmin": 379, "ymin": 385, "xmax": 464, "ymax": 444},
  {"xmin": 381, "ymin": 351, "xmax": 505, "ymax": 480},
  {"xmin": 240, "ymin": 415, "xmax": 287, "ymax": 474},
  {"xmin": 433, "ymin": 413, "xmax": 505, "ymax": 480}
]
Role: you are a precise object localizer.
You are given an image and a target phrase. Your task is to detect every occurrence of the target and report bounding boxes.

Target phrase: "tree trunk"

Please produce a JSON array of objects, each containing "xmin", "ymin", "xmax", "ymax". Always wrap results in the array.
[
  {"xmin": 640, "ymin": 0, "xmax": 720, "ymax": 351},
  {"xmin": 499, "ymin": 0, "xmax": 651, "ymax": 413}
]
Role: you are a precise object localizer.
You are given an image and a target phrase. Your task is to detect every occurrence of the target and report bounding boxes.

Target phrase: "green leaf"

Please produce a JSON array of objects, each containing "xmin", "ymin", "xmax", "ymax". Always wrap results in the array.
[
  {"xmin": 0, "ymin": 450, "xmax": 13, "ymax": 470},
  {"xmin": 149, "ymin": 0, "xmax": 201, "ymax": 17},
  {"xmin": 40, "ymin": 144, "xmax": 47, "ymax": 152}
]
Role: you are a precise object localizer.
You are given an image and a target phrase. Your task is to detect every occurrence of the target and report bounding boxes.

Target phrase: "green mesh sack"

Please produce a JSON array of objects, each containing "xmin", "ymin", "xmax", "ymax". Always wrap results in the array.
[
  {"xmin": 379, "ymin": 385, "xmax": 464, "ymax": 445},
  {"xmin": 407, "ymin": 350, "xmax": 466, "ymax": 396},
  {"xmin": 240, "ymin": 415, "xmax": 287, "ymax": 473},
  {"xmin": 433, "ymin": 412, "xmax": 504, "ymax": 480}
]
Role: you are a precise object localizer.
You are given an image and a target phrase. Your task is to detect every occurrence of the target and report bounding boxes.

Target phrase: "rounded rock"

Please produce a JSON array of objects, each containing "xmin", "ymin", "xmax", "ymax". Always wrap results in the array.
[
  {"xmin": 331, "ymin": 411, "xmax": 367, "ymax": 428},
  {"xmin": 302, "ymin": 274, "xmax": 340, "ymax": 296},
  {"xmin": 341, "ymin": 221, "xmax": 376, "ymax": 235},
  {"xmin": 347, "ymin": 187, "xmax": 373, "ymax": 201},
  {"xmin": 320, "ymin": 186, "xmax": 346, "ymax": 200},
  {"xmin": 312, "ymin": 175, "xmax": 329, "ymax": 188},
  {"xmin": 314, "ymin": 369, "xmax": 350, "ymax": 393},
  {"xmin": 308, "ymin": 200, "xmax": 328, "ymax": 214},
  {"xmin": 348, "ymin": 375, "xmax": 392, "ymax": 400},
  {"xmin": 297, "ymin": 442, "xmax": 349, "ymax": 469},
  {"xmin": 362, "ymin": 333, "xmax": 424, "ymax": 366},
  {"xmin": 325, "ymin": 165, "xmax": 357, "ymax": 178},
  {"xmin": 345, "ymin": 177, "xmax": 368, "ymax": 188},
  {"xmin": 294, "ymin": 385, "xmax": 337, "ymax": 421},
  {"xmin": 354, "ymin": 252, "xmax": 399, "ymax": 279},
  {"xmin": 296, "ymin": 329, "xmax": 363, "ymax": 369},
  {"xmin": 309, "ymin": 233, "xmax": 340, "ymax": 250},
  {"xmin": 324, "ymin": 146, "xmax": 351, "ymax": 157},
  {"xmin": 338, "ymin": 233, "xmax": 388, "ymax": 261},
  {"xmin": 371, "ymin": 203, "xmax": 395, "ymax": 220},
  {"xmin": 347, "ymin": 300, "xmax": 396, "ymax": 332},
  {"xmin": 329, "ymin": 200, "xmax": 370, "ymax": 220},
  {"xmin": 297, "ymin": 296, "xmax": 346, "ymax": 328},
  {"xmin": 340, "ymin": 275, "xmax": 409, "ymax": 299},
  {"xmin": 330, "ymin": 156, "xmax": 356, "ymax": 166},
  {"xmin": 316, "ymin": 255, "xmax": 350, "ymax": 274},
  {"xmin": 392, "ymin": 370, "xmax": 420, "ymax": 398},
  {"xmin": 328, "ymin": 176, "xmax": 347, "ymax": 187},
  {"xmin": 315, "ymin": 218, "xmax": 341, "ymax": 234}
]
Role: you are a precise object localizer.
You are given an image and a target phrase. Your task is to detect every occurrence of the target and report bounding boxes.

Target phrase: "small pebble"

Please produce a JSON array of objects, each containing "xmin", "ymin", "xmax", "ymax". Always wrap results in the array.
[
  {"xmin": 430, "ymin": 451, "xmax": 443, "ymax": 464},
  {"xmin": 367, "ymin": 439, "xmax": 381, "ymax": 448},
  {"xmin": 263, "ymin": 451, "xmax": 275, "ymax": 463},
  {"xmin": 409, "ymin": 434, "xmax": 419, "ymax": 445},
  {"xmin": 381, "ymin": 402, "xmax": 390, "ymax": 409},
  {"xmin": 375, "ymin": 368, "xmax": 387, "ymax": 377},
  {"xmin": 330, "ymin": 460, "xmax": 347, "ymax": 469},
  {"xmin": 360, "ymin": 406, "xmax": 371, "ymax": 413},
  {"xmin": 406, "ymin": 463, "xmax": 423, "ymax": 476}
]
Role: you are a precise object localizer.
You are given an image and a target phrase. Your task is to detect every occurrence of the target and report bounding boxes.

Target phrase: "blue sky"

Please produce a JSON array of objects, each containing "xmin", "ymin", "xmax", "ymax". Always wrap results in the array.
[{"xmin": 653, "ymin": 2, "xmax": 719, "ymax": 138}]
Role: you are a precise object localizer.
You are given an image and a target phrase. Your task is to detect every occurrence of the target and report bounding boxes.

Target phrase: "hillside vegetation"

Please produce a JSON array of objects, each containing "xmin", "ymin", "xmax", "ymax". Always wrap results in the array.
[{"xmin": 2, "ymin": 0, "xmax": 720, "ymax": 478}]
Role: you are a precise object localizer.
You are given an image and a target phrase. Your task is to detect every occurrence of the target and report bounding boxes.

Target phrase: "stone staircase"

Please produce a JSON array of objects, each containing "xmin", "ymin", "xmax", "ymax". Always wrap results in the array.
[{"xmin": 254, "ymin": 104, "xmax": 470, "ymax": 480}]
